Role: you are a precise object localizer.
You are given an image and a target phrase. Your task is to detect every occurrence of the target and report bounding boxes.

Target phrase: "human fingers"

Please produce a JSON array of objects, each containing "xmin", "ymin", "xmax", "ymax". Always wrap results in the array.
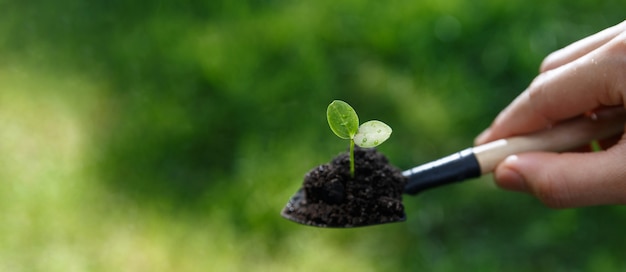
[
  {"xmin": 541, "ymin": 20, "xmax": 626, "ymax": 72},
  {"xmin": 493, "ymin": 142, "xmax": 626, "ymax": 208},
  {"xmin": 475, "ymin": 31, "xmax": 626, "ymax": 145}
]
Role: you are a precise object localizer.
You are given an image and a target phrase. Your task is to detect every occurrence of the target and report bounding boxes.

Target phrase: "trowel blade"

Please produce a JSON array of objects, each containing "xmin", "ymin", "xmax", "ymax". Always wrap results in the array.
[{"xmin": 280, "ymin": 188, "xmax": 406, "ymax": 228}]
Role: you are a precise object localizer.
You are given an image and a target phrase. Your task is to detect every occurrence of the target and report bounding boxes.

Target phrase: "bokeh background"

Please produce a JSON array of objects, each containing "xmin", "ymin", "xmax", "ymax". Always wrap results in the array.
[{"xmin": 1, "ymin": 0, "xmax": 625, "ymax": 271}]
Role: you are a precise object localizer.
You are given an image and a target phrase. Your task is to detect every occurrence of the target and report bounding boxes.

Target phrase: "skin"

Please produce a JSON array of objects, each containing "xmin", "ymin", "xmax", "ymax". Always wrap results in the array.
[{"xmin": 474, "ymin": 20, "xmax": 626, "ymax": 208}]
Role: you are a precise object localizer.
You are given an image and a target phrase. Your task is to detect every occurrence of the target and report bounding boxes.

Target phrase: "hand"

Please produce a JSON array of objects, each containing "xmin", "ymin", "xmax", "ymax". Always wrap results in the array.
[{"xmin": 474, "ymin": 20, "xmax": 626, "ymax": 208}]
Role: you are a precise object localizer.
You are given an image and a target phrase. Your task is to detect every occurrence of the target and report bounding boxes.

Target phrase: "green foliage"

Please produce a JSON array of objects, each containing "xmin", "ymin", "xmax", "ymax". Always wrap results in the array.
[
  {"xmin": 327, "ymin": 100, "xmax": 359, "ymax": 139},
  {"xmin": 354, "ymin": 120, "xmax": 393, "ymax": 148},
  {"xmin": 327, "ymin": 100, "xmax": 392, "ymax": 176},
  {"xmin": 0, "ymin": 0, "xmax": 625, "ymax": 271}
]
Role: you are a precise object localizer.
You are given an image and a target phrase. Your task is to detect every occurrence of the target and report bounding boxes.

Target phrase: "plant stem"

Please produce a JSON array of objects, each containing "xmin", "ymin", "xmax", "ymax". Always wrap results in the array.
[{"xmin": 349, "ymin": 138, "xmax": 355, "ymax": 177}]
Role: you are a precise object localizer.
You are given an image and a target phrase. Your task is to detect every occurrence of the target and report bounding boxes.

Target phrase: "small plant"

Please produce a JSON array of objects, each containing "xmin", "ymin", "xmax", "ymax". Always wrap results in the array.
[{"xmin": 326, "ymin": 100, "xmax": 392, "ymax": 177}]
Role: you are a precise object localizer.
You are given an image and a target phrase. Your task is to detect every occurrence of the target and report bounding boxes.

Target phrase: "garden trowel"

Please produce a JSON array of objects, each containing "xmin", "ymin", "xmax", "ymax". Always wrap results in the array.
[{"xmin": 282, "ymin": 108, "xmax": 626, "ymax": 228}]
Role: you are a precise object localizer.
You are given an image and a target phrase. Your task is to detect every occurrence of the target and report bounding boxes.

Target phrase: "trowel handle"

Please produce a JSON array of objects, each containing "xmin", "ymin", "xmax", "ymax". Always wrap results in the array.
[{"xmin": 403, "ymin": 108, "xmax": 626, "ymax": 195}]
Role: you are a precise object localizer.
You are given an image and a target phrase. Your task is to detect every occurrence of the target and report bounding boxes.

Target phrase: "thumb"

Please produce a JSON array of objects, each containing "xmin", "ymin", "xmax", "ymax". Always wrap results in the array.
[{"xmin": 493, "ymin": 148, "xmax": 626, "ymax": 208}]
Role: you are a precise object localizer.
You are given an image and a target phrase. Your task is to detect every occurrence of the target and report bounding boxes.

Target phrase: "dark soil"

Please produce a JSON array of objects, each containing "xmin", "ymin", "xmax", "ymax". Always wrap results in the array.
[{"xmin": 281, "ymin": 147, "xmax": 407, "ymax": 227}]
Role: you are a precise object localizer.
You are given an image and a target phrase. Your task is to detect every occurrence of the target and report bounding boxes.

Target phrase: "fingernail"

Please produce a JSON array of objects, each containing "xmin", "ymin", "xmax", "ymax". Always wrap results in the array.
[{"xmin": 495, "ymin": 155, "xmax": 528, "ymax": 192}]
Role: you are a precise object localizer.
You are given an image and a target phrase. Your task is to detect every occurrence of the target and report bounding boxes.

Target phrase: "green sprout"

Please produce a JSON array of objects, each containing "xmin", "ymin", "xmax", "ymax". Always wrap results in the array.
[{"xmin": 326, "ymin": 100, "xmax": 392, "ymax": 177}]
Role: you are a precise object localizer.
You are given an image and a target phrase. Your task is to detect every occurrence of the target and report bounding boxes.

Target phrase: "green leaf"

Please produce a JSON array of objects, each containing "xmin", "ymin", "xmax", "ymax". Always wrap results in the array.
[
  {"xmin": 353, "ymin": 120, "xmax": 392, "ymax": 148},
  {"xmin": 327, "ymin": 100, "xmax": 359, "ymax": 139}
]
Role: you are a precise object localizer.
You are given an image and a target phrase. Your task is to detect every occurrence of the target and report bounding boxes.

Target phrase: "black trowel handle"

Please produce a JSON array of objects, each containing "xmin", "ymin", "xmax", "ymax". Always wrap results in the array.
[{"xmin": 403, "ymin": 108, "xmax": 626, "ymax": 195}]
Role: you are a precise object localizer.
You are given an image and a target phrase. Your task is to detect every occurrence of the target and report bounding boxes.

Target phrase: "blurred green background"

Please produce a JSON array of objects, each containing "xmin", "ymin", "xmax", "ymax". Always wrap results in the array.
[{"xmin": 0, "ymin": 0, "xmax": 625, "ymax": 271}]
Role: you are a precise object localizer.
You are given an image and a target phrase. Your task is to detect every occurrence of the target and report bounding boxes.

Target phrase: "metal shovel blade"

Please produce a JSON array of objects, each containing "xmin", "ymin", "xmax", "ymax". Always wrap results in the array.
[{"xmin": 281, "ymin": 188, "xmax": 406, "ymax": 228}]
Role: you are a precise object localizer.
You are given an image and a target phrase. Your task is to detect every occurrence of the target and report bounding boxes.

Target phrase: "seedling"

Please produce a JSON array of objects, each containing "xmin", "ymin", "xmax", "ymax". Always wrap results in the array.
[{"xmin": 326, "ymin": 100, "xmax": 392, "ymax": 177}]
